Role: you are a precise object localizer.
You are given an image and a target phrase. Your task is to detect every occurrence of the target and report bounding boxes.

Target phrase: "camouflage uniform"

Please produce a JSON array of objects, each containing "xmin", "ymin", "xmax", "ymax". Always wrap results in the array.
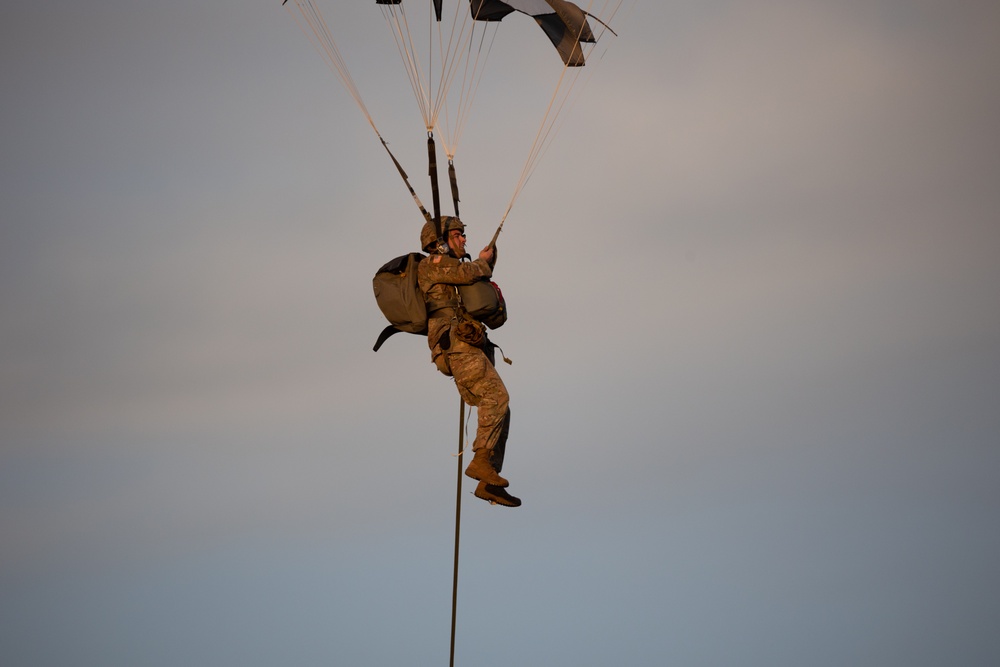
[{"xmin": 417, "ymin": 253, "xmax": 511, "ymax": 473}]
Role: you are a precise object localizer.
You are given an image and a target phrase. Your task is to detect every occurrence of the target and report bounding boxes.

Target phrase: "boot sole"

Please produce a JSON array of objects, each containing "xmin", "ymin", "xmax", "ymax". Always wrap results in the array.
[{"xmin": 474, "ymin": 483, "xmax": 522, "ymax": 508}]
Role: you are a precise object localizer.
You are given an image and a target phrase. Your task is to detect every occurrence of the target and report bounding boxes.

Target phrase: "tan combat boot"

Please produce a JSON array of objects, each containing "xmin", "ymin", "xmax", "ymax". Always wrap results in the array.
[
  {"xmin": 465, "ymin": 448, "xmax": 508, "ymax": 487},
  {"xmin": 474, "ymin": 481, "xmax": 521, "ymax": 508}
]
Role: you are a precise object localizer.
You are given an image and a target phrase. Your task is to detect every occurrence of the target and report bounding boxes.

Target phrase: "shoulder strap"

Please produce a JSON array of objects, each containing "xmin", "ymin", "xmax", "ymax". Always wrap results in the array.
[
  {"xmin": 373, "ymin": 325, "xmax": 428, "ymax": 352},
  {"xmin": 373, "ymin": 325, "xmax": 401, "ymax": 352}
]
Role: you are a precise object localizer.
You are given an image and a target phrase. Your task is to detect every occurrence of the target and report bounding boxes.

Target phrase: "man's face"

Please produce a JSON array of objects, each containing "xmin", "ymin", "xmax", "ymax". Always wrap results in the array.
[{"xmin": 447, "ymin": 228, "xmax": 466, "ymax": 256}]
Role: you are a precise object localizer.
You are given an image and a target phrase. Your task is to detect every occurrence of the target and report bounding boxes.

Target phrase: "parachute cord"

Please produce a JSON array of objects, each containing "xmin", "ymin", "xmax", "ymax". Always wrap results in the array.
[
  {"xmin": 499, "ymin": 66, "xmax": 577, "ymax": 225},
  {"xmin": 429, "ymin": 2, "xmax": 475, "ymax": 156},
  {"xmin": 500, "ymin": 0, "xmax": 625, "ymax": 225},
  {"xmin": 446, "ymin": 23, "xmax": 499, "ymax": 157},
  {"xmin": 501, "ymin": 1, "xmax": 593, "ymax": 222},
  {"xmin": 380, "ymin": 4, "xmax": 432, "ymax": 128},
  {"xmin": 435, "ymin": 3, "xmax": 499, "ymax": 158},
  {"xmin": 428, "ymin": 1, "xmax": 434, "ymax": 124},
  {"xmin": 284, "ymin": 0, "xmax": 375, "ymax": 127},
  {"xmin": 371, "ymin": 2, "xmax": 499, "ymax": 161},
  {"xmin": 288, "ymin": 0, "xmax": 630, "ymax": 228},
  {"xmin": 284, "ymin": 1, "xmax": 431, "ymax": 223}
]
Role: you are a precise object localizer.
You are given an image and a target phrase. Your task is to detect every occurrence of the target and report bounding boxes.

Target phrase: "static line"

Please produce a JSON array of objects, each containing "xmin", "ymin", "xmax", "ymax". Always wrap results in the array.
[{"xmin": 450, "ymin": 398, "xmax": 466, "ymax": 667}]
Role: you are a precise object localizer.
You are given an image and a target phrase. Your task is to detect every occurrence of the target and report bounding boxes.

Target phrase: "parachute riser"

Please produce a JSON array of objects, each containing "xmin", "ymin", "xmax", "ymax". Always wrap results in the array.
[
  {"xmin": 488, "ymin": 220, "xmax": 503, "ymax": 251},
  {"xmin": 428, "ymin": 132, "xmax": 443, "ymax": 239},
  {"xmin": 380, "ymin": 135, "xmax": 432, "ymax": 224},
  {"xmin": 448, "ymin": 159, "xmax": 460, "ymax": 218},
  {"xmin": 429, "ymin": 137, "xmax": 465, "ymax": 248}
]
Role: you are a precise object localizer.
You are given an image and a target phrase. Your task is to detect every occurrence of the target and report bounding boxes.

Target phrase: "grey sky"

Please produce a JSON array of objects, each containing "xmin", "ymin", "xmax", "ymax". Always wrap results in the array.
[{"xmin": 2, "ymin": 1, "xmax": 999, "ymax": 665}]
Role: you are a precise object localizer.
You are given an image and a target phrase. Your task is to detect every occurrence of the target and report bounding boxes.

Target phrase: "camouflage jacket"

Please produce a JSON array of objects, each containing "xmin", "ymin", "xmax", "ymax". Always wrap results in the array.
[{"xmin": 417, "ymin": 253, "xmax": 493, "ymax": 358}]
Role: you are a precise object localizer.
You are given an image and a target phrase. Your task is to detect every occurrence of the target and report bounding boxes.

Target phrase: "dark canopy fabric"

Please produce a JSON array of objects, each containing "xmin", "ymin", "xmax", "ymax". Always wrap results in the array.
[
  {"xmin": 471, "ymin": 0, "xmax": 597, "ymax": 66},
  {"xmin": 471, "ymin": 0, "xmax": 595, "ymax": 66},
  {"xmin": 377, "ymin": 1, "xmax": 596, "ymax": 66}
]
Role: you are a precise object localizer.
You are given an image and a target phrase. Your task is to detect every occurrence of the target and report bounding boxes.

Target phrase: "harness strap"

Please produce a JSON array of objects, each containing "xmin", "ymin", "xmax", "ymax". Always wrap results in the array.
[
  {"xmin": 372, "ymin": 324, "xmax": 402, "ymax": 352},
  {"xmin": 427, "ymin": 301, "xmax": 459, "ymax": 314}
]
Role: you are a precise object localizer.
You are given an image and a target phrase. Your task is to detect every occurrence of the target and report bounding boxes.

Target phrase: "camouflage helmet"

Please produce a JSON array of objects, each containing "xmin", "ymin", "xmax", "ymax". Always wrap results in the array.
[{"xmin": 420, "ymin": 216, "xmax": 465, "ymax": 252}]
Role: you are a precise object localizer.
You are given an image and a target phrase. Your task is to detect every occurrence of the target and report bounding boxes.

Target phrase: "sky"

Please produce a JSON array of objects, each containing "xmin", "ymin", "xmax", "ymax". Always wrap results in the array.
[{"xmin": 2, "ymin": 1, "xmax": 999, "ymax": 665}]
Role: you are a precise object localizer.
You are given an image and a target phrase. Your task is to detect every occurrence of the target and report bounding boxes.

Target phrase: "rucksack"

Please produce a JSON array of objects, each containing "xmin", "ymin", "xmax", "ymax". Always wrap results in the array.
[
  {"xmin": 372, "ymin": 252, "xmax": 427, "ymax": 351},
  {"xmin": 458, "ymin": 280, "xmax": 507, "ymax": 330}
]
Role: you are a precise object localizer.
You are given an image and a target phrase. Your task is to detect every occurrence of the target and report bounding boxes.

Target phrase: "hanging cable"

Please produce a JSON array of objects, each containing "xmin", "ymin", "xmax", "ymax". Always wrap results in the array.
[{"xmin": 449, "ymin": 397, "xmax": 466, "ymax": 667}]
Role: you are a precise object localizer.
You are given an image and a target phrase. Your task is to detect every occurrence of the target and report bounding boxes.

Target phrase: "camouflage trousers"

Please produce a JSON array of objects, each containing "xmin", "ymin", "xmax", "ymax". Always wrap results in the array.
[{"xmin": 447, "ymin": 349, "xmax": 511, "ymax": 472}]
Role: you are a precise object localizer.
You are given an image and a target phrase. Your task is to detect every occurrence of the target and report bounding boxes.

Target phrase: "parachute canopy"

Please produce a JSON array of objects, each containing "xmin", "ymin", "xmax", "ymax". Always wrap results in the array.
[
  {"xmin": 285, "ymin": 0, "xmax": 623, "ymax": 224},
  {"xmin": 471, "ymin": 0, "xmax": 596, "ymax": 66},
  {"xmin": 375, "ymin": 0, "xmax": 597, "ymax": 66}
]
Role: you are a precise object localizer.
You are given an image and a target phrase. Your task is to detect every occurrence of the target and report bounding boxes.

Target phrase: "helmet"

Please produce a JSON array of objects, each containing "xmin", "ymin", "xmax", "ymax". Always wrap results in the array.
[
  {"xmin": 420, "ymin": 216, "xmax": 466, "ymax": 252},
  {"xmin": 420, "ymin": 220, "xmax": 438, "ymax": 252},
  {"xmin": 442, "ymin": 216, "xmax": 465, "ymax": 235}
]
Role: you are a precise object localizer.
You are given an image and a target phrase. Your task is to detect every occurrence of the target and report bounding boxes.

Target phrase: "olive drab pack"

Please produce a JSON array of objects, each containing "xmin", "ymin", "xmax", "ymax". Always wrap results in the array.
[
  {"xmin": 458, "ymin": 279, "xmax": 507, "ymax": 330},
  {"xmin": 372, "ymin": 252, "xmax": 427, "ymax": 351},
  {"xmin": 372, "ymin": 252, "xmax": 508, "ymax": 351}
]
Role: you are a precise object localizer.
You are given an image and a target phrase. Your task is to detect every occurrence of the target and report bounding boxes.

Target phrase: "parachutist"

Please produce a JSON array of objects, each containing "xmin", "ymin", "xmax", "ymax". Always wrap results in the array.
[{"xmin": 418, "ymin": 217, "xmax": 519, "ymax": 507}]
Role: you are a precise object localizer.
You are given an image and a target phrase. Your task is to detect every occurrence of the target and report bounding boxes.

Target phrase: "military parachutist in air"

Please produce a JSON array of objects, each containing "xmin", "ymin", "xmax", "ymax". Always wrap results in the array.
[
  {"xmin": 418, "ymin": 217, "xmax": 519, "ymax": 507},
  {"xmin": 284, "ymin": 0, "xmax": 622, "ymax": 510}
]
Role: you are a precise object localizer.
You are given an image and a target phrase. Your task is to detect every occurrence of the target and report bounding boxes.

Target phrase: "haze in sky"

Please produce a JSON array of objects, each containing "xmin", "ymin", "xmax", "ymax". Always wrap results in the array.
[{"xmin": 2, "ymin": 1, "xmax": 998, "ymax": 665}]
